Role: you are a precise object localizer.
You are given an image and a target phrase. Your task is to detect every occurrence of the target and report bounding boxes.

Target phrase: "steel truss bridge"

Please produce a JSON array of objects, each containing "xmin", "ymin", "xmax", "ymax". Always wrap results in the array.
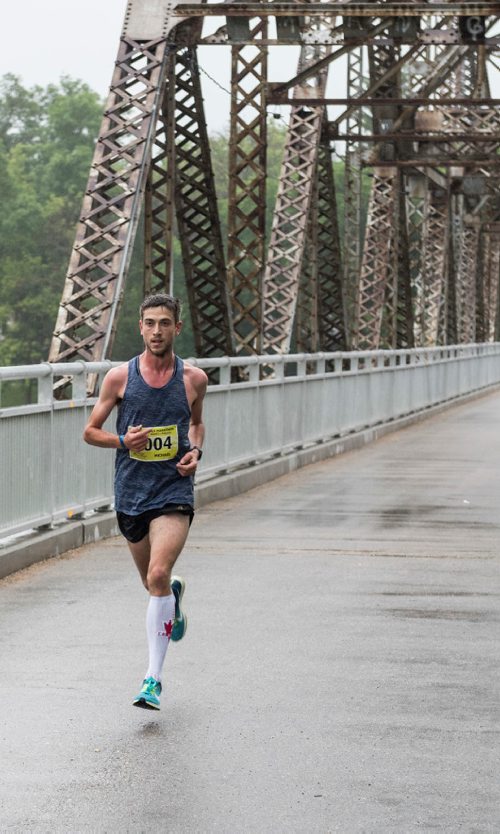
[{"xmin": 49, "ymin": 1, "xmax": 500, "ymax": 386}]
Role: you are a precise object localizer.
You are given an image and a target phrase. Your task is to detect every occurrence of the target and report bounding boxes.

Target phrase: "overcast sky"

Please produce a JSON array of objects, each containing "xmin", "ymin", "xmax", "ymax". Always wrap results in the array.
[
  {"xmin": 0, "ymin": 0, "xmax": 301, "ymax": 135},
  {"xmin": 2, "ymin": 1, "xmax": 127, "ymax": 98},
  {"xmin": 2, "ymin": 1, "xmax": 498, "ymax": 136}
]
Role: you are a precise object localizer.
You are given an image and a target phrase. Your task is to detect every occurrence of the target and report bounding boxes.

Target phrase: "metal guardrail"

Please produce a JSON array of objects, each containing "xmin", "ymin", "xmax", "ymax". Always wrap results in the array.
[{"xmin": 1, "ymin": 344, "xmax": 500, "ymax": 543}]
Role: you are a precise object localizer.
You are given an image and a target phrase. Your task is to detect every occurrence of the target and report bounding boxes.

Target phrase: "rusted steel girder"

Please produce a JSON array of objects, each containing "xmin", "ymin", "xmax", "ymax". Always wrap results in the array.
[
  {"xmin": 269, "ymin": 97, "xmax": 500, "ymax": 106},
  {"xmin": 49, "ymin": 37, "xmax": 171, "ymax": 369},
  {"xmin": 227, "ymin": 18, "xmax": 268, "ymax": 356},
  {"xmin": 261, "ymin": 94, "xmax": 323, "ymax": 353},
  {"xmin": 262, "ymin": 11, "xmax": 333, "ymax": 355},
  {"xmin": 315, "ymin": 137, "xmax": 346, "ymax": 352},
  {"xmin": 481, "ymin": 232, "xmax": 500, "ymax": 340},
  {"xmin": 296, "ymin": 171, "xmax": 320, "ymax": 354},
  {"xmin": 420, "ymin": 189, "xmax": 449, "ymax": 347},
  {"xmin": 176, "ymin": 4, "xmax": 500, "ymax": 18},
  {"xmin": 456, "ymin": 223, "xmax": 481, "ymax": 344},
  {"xmin": 295, "ymin": 121, "xmax": 346, "ymax": 353},
  {"xmin": 168, "ymin": 44, "xmax": 234, "ymax": 357},
  {"xmin": 49, "ymin": 0, "xmax": 208, "ymax": 377},
  {"xmin": 356, "ymin": 34, "xmax": 500, "ymax": 349},
  {"xmin": 49, "ymin": 1, "xmax": 234, "ymax": 389},
  {"xmin": 357, "ymin": 168, "xmax": 398, "ymax": 349},
  {"xmin": 144, "ymin": 66, "xmax": 177, "ymax": 297},
  {"xmin": 356, "ymin": 12, "xmax": 410, "ymax": 350},
  {"xmin": 49, "ymin": 0, "xmax": 500, "ymax": 382},
  {"xmin": 407, "ymin": 177, "xmax": 427, "ymax": 347},
  {"xmin": 343, "ymin": 22, "xmax": 366, "ymax": 350},
  {"xmin": 394, "ymin": 178, "xmax": 414, "ymax": 349}
]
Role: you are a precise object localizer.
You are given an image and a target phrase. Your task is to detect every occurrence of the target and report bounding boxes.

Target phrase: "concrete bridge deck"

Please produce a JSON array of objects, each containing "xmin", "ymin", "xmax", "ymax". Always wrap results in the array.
[{"xmin": 1, "ymin": 389, "xmax": 499, "ymax": 833}]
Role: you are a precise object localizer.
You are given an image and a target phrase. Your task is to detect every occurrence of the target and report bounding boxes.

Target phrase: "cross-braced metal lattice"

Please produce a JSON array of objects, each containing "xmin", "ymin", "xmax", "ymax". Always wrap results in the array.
[
  {"xmin": 343, "ymin": 24, "xmax": 367, "ymax": 349},
  {"xmin": 262, "ymin": 11, "xmax": 334, "ymax": 355},
  {"xmin": 49, "ymin": 37, "xmax": 170, "ymax": 366},
  {"xmin": 295, "ymin": 170, "xmax": 320, "ymax": 354},
  {"xmin": 421, "ymin": 190, "xmax": 449, "ymax": 347},
  {"xmin": 480, "ymin": 231, "xmax": 500, "ymax": 341},
  {"xmin": 315, "ymin": 137, "xmax": 346, "ymax": 352},
  {"xmin": 169, "ymin": 44, "xmax": 234, "ymax": 357},
  {"xmin": 357, "ymin": 169, "xmax": 397, "ymax": 349},
  {"xmin": 227, "ymin": 19, "xmax": 268, "ymax": 355},
  {"xmin": 48, "ymin": 2, "xmax": 500, "ymax": 385}
]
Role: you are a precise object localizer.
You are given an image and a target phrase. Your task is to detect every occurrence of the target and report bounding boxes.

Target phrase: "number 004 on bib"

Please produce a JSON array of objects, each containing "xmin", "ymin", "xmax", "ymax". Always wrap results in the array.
[{"xmin": 129, "ymin": 425, "xmax": 179, "ymax": 462}]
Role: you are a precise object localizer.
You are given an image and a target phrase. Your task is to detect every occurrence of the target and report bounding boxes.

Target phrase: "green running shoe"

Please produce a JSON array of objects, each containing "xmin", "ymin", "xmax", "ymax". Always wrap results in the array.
[
  {"xmin": 132, "ymin": 676, "xmax": 162, "ymax": 710},
  {"xmin": 171, "ymin": 575, "xmax": 187, "ymax": 642}
]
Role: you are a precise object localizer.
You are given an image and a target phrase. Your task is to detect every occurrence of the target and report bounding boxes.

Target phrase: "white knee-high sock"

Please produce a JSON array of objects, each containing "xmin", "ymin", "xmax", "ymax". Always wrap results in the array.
[{"xmin": 145, "ymin": 593, "xmax": 175, "ymax": 682}]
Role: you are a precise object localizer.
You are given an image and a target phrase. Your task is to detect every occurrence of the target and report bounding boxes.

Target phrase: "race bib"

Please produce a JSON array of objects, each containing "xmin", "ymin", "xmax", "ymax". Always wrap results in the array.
[{"xmin": 129, "ymin": 425, "xmax": 179, "ymax": 462}]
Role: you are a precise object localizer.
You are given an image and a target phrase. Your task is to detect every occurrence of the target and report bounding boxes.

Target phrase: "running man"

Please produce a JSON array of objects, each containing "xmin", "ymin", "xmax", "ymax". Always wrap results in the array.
[{"xmin": 83, "ymin": 293, "xmax": 208, "ymax": 709}]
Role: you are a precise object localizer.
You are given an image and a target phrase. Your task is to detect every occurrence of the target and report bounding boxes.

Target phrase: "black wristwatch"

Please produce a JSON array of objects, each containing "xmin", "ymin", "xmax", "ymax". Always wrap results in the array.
[{"xmin": 191, "ymin": 445, "xmax": 203, "ymax": 460}]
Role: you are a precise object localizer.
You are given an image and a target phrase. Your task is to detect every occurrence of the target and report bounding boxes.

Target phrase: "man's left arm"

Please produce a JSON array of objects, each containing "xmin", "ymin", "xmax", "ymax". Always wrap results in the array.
[
  {"xmin": 177, "ymin": 368, "xmax": 208, "ymax": 476},
  {"xmin": 188, "ymin": 395, "xmax": 205, "ymax": 454}
]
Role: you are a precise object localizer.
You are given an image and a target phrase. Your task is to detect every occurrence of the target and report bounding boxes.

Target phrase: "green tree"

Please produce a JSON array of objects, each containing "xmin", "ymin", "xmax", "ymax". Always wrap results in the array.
[
  {"xmin": 0, "ymin": 77, "xmax": 350, "ymax": 368},
  {"xmin": 0, "ymin": 75, "xmax": 102, "ymax": 365},
  {"xmin": 114, "ymin": 120, "xmax": 289, "ymax": 360}
]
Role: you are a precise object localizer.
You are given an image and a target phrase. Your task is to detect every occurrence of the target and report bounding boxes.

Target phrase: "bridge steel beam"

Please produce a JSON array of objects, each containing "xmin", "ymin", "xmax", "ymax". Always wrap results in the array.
[
  {"xmin": 343, "ymin": 24, "xmax": 366, "ymax": 350},
  {"xmin": 480, "ymin": 232, "xmax": 500, "ymax": 341},
  {"xmin": 48, "ymin": 1, "xmax": 500, "ymax": 382},
  {"xmin": 295, "ymin": 170, "xmax": 320, "ymax": 355},
  {"xmin": 421, "ymin": 189, "xmax": 450, "ymax": 347},
  {"xmin": 227, "ymin": 18, "xmax": 268, "ymax": 356},
  {"xmin": 48, "ymin": 36, "xmax": 171, "ymax": 368},
  {"xmin": 168, "ymin": 41, "xmax": 235, "ymax": 357},
  {"xmin": 316, "ymin": 135, "xmax": 346, "ymax": 352},
  {"xmin": 48, "ymin": 0, "xmax": 233, "ymax": 388},
  {"xmin": 261, "ymin": 11, "xmax": 334, "ymax": 355}
]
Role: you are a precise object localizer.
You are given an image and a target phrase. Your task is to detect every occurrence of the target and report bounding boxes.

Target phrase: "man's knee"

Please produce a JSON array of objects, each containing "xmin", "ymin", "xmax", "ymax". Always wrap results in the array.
[{"xmin": 147, "ymin": 562, "xmax": 172, "ymax": 594}]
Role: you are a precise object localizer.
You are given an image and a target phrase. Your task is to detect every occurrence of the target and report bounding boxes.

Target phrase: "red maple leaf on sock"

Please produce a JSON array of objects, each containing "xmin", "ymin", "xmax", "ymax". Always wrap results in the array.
[{"xmin": 164, "ymin": 620, "xmax": 173, "ymax": 638}]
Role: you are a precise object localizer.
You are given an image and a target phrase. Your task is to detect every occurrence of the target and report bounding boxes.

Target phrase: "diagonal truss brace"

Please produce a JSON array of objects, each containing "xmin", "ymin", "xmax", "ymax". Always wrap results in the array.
[{"xmin": 49, "ymin": 38, "xmax": 171, "ymax": 366}]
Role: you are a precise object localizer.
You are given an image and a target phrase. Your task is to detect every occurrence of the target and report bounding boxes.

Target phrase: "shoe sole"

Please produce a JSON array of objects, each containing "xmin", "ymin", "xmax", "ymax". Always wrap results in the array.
[
  {"xmin": 132, "ymin": 698, "xmax": 160, "ymax": 710},
  {"xmin": 171, "ymin": 575, "xmax": 187, "ymax": 642},
  {"xmin": 172, "ymin": 613, "xmax": 187, "ymax": 642}
]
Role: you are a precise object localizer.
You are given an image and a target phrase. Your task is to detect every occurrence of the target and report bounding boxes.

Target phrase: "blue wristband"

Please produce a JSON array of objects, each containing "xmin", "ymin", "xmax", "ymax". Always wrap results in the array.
[{"xmin": 119, "ymin": 434, "xmax": 127, "ymax": 449}]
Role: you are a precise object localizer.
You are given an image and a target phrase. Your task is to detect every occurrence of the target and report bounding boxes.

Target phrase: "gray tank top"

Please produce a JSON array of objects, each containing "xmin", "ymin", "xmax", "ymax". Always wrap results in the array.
[{"xmin": 114, "ymin": 355, "xmax": 193, "ymax": 514}]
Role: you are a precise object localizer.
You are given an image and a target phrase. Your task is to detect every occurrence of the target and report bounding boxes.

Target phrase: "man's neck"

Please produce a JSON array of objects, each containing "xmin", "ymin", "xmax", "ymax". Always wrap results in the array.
[{"xmin": 140, "ymin": 350, "xmax": 175, "ymax": 375}]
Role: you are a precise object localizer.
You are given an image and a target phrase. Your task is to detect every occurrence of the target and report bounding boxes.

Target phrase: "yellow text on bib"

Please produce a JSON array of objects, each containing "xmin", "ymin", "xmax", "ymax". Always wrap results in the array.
[{"xmin": 129, "ymin": 425, "xmax": 179, "ymax": 462}]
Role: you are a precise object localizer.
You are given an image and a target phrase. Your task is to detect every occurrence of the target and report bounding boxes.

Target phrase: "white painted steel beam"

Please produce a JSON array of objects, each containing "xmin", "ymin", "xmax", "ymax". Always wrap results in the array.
[{"xmin": 2, "ymin": 346, "xmax": 500, "ymax": 543}]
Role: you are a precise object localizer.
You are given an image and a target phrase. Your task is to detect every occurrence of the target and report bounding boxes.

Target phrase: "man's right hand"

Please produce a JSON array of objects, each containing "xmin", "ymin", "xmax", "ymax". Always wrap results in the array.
[{"xmin": 125, "ymin": 425, "xmax": 151, "ymax": 452}]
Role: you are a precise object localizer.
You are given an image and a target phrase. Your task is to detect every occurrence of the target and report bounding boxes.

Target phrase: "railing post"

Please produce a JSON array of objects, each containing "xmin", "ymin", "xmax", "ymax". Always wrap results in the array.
[
  {"xmin": 3, "ymin": 348, "xmax": 500, "ymax": 543},
  {"xmin": 38, "ymin": 365, "xmax": 53, "ymax": 406}
]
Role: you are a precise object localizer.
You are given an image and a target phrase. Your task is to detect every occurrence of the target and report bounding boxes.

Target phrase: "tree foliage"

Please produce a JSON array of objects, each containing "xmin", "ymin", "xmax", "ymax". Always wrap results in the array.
[
  {"xmin": 0, "ymin": 75, "xmax": 347, "ymax": 368},
  {"xmin": 0, "ymin": 74, "xmax": 102, "ymax": 364}
]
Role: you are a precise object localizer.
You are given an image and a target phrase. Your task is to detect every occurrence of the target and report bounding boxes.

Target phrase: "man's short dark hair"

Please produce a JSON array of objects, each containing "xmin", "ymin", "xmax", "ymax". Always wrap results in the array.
[{"xmin": 140, "ymin": 293, "xmax": 181, "ymax": 323}]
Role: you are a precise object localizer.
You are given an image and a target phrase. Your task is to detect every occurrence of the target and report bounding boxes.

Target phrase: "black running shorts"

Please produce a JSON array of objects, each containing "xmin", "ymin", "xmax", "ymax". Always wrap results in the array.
[{"xmin": 116, "ymin": 503, "xmax": 194, "ymax": 543}]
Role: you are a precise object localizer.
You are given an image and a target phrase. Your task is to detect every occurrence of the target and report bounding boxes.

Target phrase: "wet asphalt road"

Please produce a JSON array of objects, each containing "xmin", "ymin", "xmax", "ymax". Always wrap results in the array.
[{"xmin": 1, "ymin": 391, "xmax": 499, "ymax": 833}]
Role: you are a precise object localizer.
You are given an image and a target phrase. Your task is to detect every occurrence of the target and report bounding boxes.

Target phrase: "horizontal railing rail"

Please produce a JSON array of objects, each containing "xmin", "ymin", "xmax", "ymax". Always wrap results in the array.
[{"xmin": 2, "ymin": 344, "xmax": 500, "ymax": 543}]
